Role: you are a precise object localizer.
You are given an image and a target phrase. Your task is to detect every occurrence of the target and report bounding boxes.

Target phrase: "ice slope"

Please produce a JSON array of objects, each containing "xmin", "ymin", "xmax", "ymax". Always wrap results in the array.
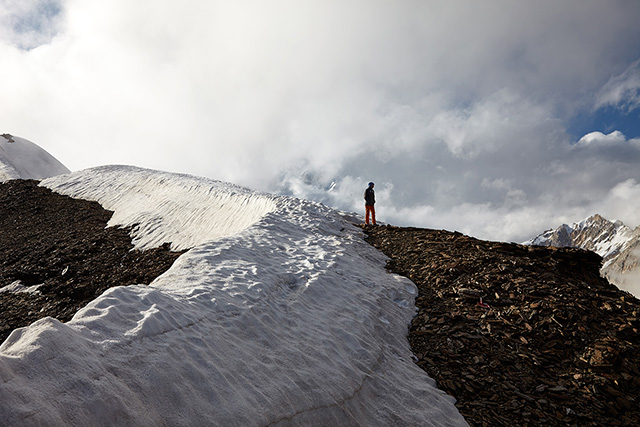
[
  {"xmin": 0, "ymin": 166, "xmax": 466, "ymax": 426},
  {"xmin": 0, "ymin": 134, "xmax": 70, "ymax": 181}
]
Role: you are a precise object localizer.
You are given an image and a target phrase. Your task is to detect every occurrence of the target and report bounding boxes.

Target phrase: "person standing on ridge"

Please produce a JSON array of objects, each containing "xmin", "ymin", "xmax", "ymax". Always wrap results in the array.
[{"xmin": 364, "ymin": 182, "xmax": 376, "ymax": 225}]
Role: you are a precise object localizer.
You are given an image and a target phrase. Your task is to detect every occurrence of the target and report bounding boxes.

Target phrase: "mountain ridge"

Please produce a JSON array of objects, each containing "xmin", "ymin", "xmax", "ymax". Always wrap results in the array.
[
  {"xmin": 1, "ymin": 178, "xmax": 637, "ymax": 426},
  {"xmin": 525, "ymin": 214, "xmax": 640, "ymax": 297},
  {"xmin": 1, "ymin": 166, "xmax": 466, "ymax": 426},
  {"xmin": 1, "ymin": 135, "xmax": 638, "ymax": 425}
]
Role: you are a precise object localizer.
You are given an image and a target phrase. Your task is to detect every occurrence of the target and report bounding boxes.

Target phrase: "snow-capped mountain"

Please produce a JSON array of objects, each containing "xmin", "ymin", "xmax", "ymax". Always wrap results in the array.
[
  {"xmin": 0, "ymin": 151, "xmax": 466, "ymax": 424},
  {"xmin": 526, "ymin": 214, "xmax": 640, "ymax": 297},
  {"xmin": 527, "ymin": 214, "xmax": 634, "ymax": 261},
  {"xmin": 0, "ymin": 134, "xmax": 70, "ymax": 181}
]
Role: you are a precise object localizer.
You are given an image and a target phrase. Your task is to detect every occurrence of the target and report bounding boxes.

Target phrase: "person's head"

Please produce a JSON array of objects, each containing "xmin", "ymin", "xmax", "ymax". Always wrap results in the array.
[{"xmin": 368, "ymin": 182, "xmax": 374, "ymax": 188}]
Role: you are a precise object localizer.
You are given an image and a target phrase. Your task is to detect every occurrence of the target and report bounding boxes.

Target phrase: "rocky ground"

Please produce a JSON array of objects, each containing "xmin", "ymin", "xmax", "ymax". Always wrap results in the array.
[
  {"xmin": 1, "ymin": 179, "xmax": 638, "ymax": 426},
  {"xmin": 361, "ymin": 224, "xmax": 640, "ymax": 427},
  {"xmin": 0, "ymin": 180, "xmax": 183, "ymax": 343}
]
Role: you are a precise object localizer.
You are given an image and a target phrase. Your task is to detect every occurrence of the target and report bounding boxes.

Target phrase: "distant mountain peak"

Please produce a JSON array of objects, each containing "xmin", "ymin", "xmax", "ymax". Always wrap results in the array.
[
  {"xmin": 526, "ymin": 214, "xmax": 640, "ymax": 296},
  {"xmin": 0, "ymin": 134, "xmax": 70, "ymax": 181}
]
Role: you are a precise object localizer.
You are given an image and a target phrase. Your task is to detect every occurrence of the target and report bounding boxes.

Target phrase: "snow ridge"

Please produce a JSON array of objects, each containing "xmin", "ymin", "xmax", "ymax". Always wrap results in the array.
[
  {"xmin": 0, "ymin": 166, "xmax": 466, "ymax": 426},
  {"xmin": 0, "ymin": 135, "xmax": 70, "ymax": 181},
  {"xmin": 43, "ymin": 165, "xmax": 279, "ymax": 251}
]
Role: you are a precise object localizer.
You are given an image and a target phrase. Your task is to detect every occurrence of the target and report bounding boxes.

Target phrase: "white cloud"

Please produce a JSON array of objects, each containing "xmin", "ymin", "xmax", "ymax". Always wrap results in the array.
[
  {"xmin": 604, "ymin": 247, "xmax": 640, "ymax": 297},
  {"xmin": 0, "ymin": 0, "xmax": 63, "ymax": 50},
  {"xmin": 609, "ymin": 178, "xmax": 640, "ymax": 200},
  {"xmin": 3, "ymin": 0, "xmax": 640, "ymax": 242},
  {"xmin": 571, "ymin": 131, "xmax": 640, "ymax": 165},
  {"xmin": 598, "ymin": 179, "xmax": 640, "ymax": 225},
  {"xmin": 595, "ymin": 59, "xmax": 640, "ymax": 112},
  {"xmin": 481, "ymin": 178, "xmax": 512, "ymax": 191},
  {"xmin": 576, "ymin": 130, "xmax": 627, "ymax": 146}
]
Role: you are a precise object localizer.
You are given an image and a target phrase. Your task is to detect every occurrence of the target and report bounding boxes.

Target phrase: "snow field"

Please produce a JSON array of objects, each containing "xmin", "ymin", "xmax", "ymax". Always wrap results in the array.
[
  {"xmin": 0, "ymin": 135, "xmax": 70, "ymax": 181},
  {"xmin": 42, "ymin": 165, "xmax": 279, "ymax": 250},
  {"xmin": 0, "ymin": 166, "xmax": 467, "ymax": 426}
]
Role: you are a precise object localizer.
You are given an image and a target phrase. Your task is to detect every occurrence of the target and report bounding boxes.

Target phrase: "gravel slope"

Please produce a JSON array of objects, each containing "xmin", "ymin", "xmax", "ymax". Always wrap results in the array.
[
  {"xmin": 362, "ymin": 224, "xmax": 640, "ymax": 426},
  {"xmin": 0, "ymin": 180, "xmax": 183, "ymax": 342}
]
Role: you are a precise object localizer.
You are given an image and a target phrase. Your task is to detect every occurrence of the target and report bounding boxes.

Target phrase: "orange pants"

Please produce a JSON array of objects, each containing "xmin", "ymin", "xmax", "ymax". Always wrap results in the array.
[{"xmin": 365, "ymin": 205, "xmax": 376, "ymax": 225}]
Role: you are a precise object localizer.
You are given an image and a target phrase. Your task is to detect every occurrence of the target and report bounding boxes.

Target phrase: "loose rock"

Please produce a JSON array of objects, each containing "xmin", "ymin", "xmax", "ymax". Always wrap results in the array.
[
  {"xmin": 0, "ymin": 180, "xmax": 184, "ymax": 343},
  {"xmin": 362, "ymin": 224, "xmax": 640, "ymax": 427}
]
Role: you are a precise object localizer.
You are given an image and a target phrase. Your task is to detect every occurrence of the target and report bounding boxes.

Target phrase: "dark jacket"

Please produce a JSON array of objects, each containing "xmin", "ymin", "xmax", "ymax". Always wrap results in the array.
[{"xmin": 364, "ymin": 187, "xmax": 375, "ymax": 206}]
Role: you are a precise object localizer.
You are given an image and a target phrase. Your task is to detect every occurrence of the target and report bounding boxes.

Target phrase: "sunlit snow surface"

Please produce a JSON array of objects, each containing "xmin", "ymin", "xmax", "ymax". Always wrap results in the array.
[
  {"xmin": 0, "ymin": 166, "xmax": 466, "ymax": 426},
  {"xmin": 0, "ymin": 135, "xmax": 70, "ymax": 181}
]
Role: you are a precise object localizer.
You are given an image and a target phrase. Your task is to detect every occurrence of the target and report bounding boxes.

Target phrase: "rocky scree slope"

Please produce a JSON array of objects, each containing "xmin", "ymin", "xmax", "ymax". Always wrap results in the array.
[
  {"xmin": 0, "ymin": 180, "xmax": 184, "ymax": 343},
  {"xmin": 362, "ymin": 225, "xmax": 639, "ymax": 427}
]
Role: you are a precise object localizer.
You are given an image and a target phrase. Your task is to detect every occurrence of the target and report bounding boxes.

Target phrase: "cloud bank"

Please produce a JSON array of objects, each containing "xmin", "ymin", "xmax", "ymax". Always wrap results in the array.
[{"xmin": 2, "ymin": 0, "xmax": 640, "ymax": 242}]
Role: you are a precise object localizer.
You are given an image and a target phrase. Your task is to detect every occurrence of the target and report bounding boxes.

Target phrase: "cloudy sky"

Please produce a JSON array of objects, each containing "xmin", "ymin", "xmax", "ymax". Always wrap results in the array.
[{"xmin": 2, "ymin": 0, "xmax": 640, "ymax": 242}]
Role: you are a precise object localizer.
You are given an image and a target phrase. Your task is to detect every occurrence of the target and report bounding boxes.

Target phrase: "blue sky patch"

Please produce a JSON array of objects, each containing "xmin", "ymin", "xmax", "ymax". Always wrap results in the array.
[
  {"xmin": 7, "ymin": 0, "xmax": 63, "ymax": 50},
  {"xmin": 569, "ymin": 106, "xmax": 640, "ymax": 141}
]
